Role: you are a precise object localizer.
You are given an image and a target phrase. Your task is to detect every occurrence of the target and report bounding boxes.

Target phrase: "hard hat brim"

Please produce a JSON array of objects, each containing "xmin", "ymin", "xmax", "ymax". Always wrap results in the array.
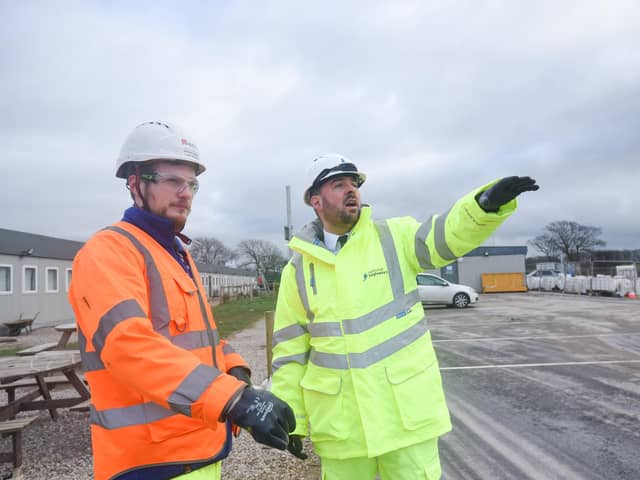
[
  {"xmin": 115, "ymin": 156, "xmax": 206, "ymax": 178},
  {"xmin": 304, "ymin": 171, "xmax": 366, "ymax": 205}
]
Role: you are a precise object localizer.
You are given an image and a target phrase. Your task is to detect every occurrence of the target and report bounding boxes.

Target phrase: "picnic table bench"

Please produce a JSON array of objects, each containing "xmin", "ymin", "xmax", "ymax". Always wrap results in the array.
[
  {"xmin": 16, "ymin": 342, "xmax": 58, "ymax": 357},
  {"xmin": 0, "ymin": 415, "xmax": 38, "ymax": 479},
  {"xmin": 0, "ymin": 375, "xmax": 85, "ymax": 406},
  {"xmin": 0, "ymin": 351, "xmax": 89, "ymax": 476}
]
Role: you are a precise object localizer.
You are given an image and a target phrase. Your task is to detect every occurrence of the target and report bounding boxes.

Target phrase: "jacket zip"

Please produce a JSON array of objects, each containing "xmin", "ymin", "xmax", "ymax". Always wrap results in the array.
[{"xmin": 309, "ymin": 262, "xmax": 317, "ymax": 295}]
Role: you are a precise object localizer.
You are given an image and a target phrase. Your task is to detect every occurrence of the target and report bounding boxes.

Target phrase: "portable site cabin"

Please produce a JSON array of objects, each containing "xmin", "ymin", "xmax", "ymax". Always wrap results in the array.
[
  {"xmin": 432, "ymin": 246, "xmax": 528, "ymax": 292},
  {"xmin": 0, "ymin": 228, "xmax": 83, "ymax": 328},
  {"xmin": 196, "ymin": 262, "xmax": 257, "ymax": 298},
  {"xmin": 1, "ymin": 228, "xmax": 260, "ymax": 329}
]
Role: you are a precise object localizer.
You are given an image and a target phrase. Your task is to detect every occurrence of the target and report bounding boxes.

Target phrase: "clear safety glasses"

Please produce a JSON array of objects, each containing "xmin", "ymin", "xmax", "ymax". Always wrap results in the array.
[{"xmin": 140, "ymin": 172, "xmax": 200, "ymax": 194}]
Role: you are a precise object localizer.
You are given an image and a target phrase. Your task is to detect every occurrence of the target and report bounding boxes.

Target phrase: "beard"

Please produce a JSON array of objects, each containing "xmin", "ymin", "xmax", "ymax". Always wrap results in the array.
[
  {"xmin": 338, "ymin": 206, "xmax": 360, "ymax": 227},
  {"xmin": 161, "ymin": 205, "xmax": 190, "ymax": 233}
]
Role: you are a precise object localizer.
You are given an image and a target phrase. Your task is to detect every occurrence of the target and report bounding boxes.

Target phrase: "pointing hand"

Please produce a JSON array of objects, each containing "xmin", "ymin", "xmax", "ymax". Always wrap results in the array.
[{"xmin": 477, "ymin": 176, "xmax": 539, "ymax": 212}]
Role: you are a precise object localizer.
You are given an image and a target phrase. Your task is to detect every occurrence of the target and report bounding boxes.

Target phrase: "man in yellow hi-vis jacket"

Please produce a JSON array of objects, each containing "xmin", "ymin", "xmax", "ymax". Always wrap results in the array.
[{"xmin": 271, "ymin": 153, "xmax": 539, "ymax": 479}]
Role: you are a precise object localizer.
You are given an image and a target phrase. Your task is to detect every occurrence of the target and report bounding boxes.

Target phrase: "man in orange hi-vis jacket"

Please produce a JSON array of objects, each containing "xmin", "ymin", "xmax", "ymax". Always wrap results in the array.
[{"xmin": 69, "ymin": 121, "xmax": 295, "ymax": 480}]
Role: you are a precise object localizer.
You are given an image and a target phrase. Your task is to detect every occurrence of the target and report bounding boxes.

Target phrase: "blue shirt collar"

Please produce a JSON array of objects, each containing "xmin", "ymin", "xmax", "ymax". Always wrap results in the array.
[
  {"xmin": 122, "ymin": 205, "xmax": 195, "ymax": 279},
  {"xmin": 121, "ymin": 206, "xmax": 194, "ymax": 277},
  {"xmin": 122, "ymin": 206, "xmax": 183, "ymax": 253}
]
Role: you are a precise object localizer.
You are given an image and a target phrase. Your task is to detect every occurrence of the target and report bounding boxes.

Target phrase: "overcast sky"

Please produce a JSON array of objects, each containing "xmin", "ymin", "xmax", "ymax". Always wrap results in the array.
[{"xmin": 2, "ymin": 1, "xmax": 639, "ymax": 257}]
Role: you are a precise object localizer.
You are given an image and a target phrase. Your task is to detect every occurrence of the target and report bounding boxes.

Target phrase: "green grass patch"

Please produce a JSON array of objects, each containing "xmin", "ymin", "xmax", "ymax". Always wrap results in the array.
[
  {"xmin": 212, "ymin": 293, "xmax": 277, "ymax": 338},
  {"xmin": 0, "ymin": 345, "xmax": 24, "ymax": 356},
  {"xmin": 0, "ymin": 297, "xmax": 274, "ymax": 357}
]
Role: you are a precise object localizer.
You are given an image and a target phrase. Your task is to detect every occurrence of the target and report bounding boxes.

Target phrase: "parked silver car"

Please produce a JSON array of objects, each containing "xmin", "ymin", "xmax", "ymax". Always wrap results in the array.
[{"xmin": 416, "ymin": 273, "xmax": 479, "ymax": 308}]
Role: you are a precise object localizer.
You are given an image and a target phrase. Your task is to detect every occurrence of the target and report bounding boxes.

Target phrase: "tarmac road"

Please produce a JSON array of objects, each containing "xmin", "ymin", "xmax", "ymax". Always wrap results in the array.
[{"xmin": 429, "ymin": 291, "xmax": 640, "ymax": 480}]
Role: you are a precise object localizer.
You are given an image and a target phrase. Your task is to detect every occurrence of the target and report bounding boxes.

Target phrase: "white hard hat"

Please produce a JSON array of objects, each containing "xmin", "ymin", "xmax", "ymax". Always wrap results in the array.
[
  {"xmin": 303, "ymin": 153, "xmax": 366, "ymax": 205},
  {"xmin": 115, "ymin": 121, "xmax": 206, "ymax": 178}
]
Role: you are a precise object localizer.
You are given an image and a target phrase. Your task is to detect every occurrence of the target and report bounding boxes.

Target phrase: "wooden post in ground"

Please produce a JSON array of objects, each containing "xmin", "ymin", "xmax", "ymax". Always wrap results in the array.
[{"xmin": 264, "ymin": 311, "xmax": 274, "ymax": 378}]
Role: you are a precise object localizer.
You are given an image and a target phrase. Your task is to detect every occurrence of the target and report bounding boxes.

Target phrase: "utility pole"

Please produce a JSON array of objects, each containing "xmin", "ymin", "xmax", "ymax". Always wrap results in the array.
[{"xmin": 284, "ymin": 185, "xmax": 293, "ymax": 243}]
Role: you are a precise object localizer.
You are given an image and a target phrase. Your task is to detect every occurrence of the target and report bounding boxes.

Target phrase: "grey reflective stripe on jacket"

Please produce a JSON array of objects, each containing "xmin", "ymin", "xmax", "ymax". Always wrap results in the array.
[
  {"xmin": 433, "ymin": 208, "xmax": 457, "ymax": 261},
  {"xmin": 414, "ymin": 209, "xmax": 454, "ymax": 270},
  {"xmin": 90, "ymin": 363, "xmax": 223, "ymax": 429},
  {"xmin": 273, "ymin": 219, "xmax": 427, "ymax": 372},
  {"xmin": 291, "ymin": 253, "xmax": 315, "ymax": 322},
  {"xmin": 83, "ymin": 226, "xmax": 222, "ymax": 430}
]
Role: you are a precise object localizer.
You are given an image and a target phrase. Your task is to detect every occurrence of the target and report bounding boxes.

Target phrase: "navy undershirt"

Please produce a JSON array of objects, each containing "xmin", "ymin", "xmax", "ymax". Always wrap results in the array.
[{"xmin": 122, "ymin": 206, "xmax": 193, "ymax": 277}]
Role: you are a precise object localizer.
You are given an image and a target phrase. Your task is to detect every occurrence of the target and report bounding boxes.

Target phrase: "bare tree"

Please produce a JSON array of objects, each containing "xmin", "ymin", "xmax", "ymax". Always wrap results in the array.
[
  {"xmin": 529, "ymin": 221, "xmax": 606, "ymax": 261},
  {"xmin": 237, "ymin": 239, "xmax": 287, "ymax": 275},
  {"xmin": 189, "ymin": 237, "xmax": 237, "ymax": 265},
  {"xmin": 528, "ymin": 233, "xmax": 561, "ymax": 258}
]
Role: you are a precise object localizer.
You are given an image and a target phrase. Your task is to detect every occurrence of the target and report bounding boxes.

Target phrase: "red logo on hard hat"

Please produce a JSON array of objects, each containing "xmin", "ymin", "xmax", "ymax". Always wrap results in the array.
[{"xmin": 181, "ymin": 138, "xmax": 188, "ymax": 144}]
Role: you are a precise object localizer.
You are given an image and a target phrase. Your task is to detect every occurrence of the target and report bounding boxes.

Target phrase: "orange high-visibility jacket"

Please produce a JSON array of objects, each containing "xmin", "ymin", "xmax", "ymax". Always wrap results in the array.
[{"xmin": 69, "ymin": 222, "xmax": 248, "ymax": 480}]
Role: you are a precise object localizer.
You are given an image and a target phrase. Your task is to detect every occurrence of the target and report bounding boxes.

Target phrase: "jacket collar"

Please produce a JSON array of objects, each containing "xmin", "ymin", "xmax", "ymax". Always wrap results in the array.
[
  {"xmin": 122, "ymin": 206, "xmax": 186, "ymax": 255},
  {"xmin": 290, "ymin": 206, "xmax": 372, "ymax": 262}
]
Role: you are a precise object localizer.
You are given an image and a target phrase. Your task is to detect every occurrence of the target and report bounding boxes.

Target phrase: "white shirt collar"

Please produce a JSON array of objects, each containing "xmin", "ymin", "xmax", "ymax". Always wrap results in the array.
[{"xmin": 324, "ymin": 229, "xmax": 349, "ymax": 253}]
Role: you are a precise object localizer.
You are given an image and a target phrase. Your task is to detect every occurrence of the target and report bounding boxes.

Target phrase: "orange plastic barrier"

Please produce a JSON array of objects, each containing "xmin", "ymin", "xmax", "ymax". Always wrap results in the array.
[{"xmin": 481, "ymin": 272, "xmax": 527, "ymax": 293}]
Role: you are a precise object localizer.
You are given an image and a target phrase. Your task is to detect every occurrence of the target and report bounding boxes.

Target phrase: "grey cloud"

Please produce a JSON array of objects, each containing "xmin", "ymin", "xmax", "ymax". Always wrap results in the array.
[{"xmin": 1, "ymin": 1, "xmax": 638, "ymax": 254}]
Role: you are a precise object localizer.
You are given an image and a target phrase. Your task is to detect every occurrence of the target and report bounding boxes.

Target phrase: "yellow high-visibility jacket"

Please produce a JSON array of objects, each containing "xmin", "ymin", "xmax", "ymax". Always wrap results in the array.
[{"xmin": 271, "ymin": 181, "xmax": 516, "ymax": 459}]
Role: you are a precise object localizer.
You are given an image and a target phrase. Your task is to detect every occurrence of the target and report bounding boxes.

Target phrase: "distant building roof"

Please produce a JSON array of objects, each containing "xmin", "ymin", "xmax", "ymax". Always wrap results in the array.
[
  {"xmin": 195, "ymin": 262, "xmax": 256, "ymax": 277},
  {"xmin": 0, "ymin": 228, "xmax": 84, "ymax": 261},
  {"xmin": 465, "ymin": 246, "xmax": 527, "ymax": 257},
  {"xmin": 0, "ymin": 227, "xmax": 258, "ymax": 277}
]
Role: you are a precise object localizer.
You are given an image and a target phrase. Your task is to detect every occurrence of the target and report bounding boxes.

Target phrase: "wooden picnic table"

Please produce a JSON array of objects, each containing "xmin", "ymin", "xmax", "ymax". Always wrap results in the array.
[
  {"xmin": 54, "ymin": 323, "xmax": 77, "ymax": 349},
  {"xmin": 0, "ymin": 350, "xmax": 89, "ymax": 421}
]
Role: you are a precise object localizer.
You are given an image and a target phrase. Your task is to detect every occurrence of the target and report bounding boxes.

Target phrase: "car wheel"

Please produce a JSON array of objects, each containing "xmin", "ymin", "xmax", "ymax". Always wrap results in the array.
[{"xmin": 452, "ymin": 292, "xmax": 470, "ymax": 308}]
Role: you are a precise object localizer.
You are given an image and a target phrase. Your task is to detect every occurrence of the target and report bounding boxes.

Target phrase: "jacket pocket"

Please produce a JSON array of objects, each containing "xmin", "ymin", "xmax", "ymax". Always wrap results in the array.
[
  {"xmin": 169, "ymin": 274, "xmax": 198, "ymax": 334},
  {"xmin": 300, "ymin": 373, "xmax": 348, "ymax": 442},
  {"xmin": 385, "ymin": 355, "xmax": 441, "ymax": 430},
  {"xmin": 143, "ymin": 400, "xmax": 205, "ymax": 443}
]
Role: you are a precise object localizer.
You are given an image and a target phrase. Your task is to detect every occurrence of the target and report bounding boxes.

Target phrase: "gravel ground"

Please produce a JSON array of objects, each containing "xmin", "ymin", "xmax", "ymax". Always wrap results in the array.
[{"xmin": 0, "ymin": 320, "xmax": 321, "ymax": 479}]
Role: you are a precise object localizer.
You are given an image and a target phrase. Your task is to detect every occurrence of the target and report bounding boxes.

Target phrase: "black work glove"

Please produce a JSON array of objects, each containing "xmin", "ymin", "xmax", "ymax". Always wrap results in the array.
[
  {"xmin": 287, "ymin": 434, "xmax": 308, "ymax": 460},
  {"xmin": 476, "ymin": 176, "xmax": 539, "ymax": 212},
  {"xmin": 226, "ymin": 387, "xmax": 296, "ymax": 450},
  {"xmin": 228, "ymin": 366, "xmax": 252, "ymax": 385}
]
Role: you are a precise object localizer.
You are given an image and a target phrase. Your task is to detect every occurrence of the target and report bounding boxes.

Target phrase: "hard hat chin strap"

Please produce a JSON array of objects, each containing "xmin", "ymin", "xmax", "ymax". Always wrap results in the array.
[{"xmin": 133, "ymin": 165, "xmax": 151, "ymax": 212}]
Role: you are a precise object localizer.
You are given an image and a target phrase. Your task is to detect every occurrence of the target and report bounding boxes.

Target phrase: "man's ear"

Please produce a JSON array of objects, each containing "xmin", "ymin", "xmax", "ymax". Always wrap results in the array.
[
  {"xmin": 310, "ymin": 194, "xmax": 321, "ymax": 211},
  {"xmin": 127, "ymin": 174, "xmax": 143, "ymax": 206}
]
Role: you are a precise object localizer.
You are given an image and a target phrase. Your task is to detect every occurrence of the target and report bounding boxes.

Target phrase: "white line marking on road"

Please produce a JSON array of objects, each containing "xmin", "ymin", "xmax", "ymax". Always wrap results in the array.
[
  {"xmin": 441, "ymin": 359, "xmax": 640, "ymax": 370},
  {"xmin": 446, "ymin": 394, "xmax": 588, "ymax": 479},
  {"xmin": 433, "ymin": 332, "xmax": 640, "ymax": 343}
]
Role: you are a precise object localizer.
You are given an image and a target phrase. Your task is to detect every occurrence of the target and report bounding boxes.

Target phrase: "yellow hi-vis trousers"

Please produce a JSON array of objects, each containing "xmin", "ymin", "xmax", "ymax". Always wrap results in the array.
[
  {"xmin": 174, "ymin": 462, "xmax": 221, "ymax": 479},
  {"xmin": 321, "ymin": 438, "xmax": 441, "ymax": 480}
]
